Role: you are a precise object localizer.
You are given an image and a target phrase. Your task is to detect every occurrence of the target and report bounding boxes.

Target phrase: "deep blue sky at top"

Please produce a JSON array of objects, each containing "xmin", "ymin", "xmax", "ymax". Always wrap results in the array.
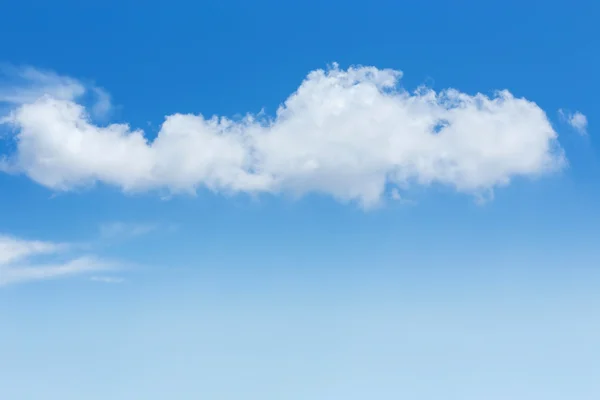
[
  {"xmin": 0, "ymin": 0, "xmax": 599, "ymax": 267},
  {"xmin": 2, "ymin": 0, "xmax": 597, "ymax": 124}
]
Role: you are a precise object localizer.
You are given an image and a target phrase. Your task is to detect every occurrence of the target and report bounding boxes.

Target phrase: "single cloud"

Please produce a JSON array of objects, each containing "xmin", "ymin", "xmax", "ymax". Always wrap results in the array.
[
  {"xmin": 90, "ymin": 275, "xmax": 124, "ymax": 284},
  {"xmin": 0, "ymin": 234, "xmax": 68, "ymax": 265},
  {"xmin": 91, "ymin": 87, "xmax": 113, "ymax": 120},
  {"xmin": 0, "ymin": 64, "xmax": 566, "ymax": 208},
  {"xmin": 99, "ymin": 221, "xmax": 157, "ymax": 239},
  {"xmin": 0, "ymin": 234, "xmax": 114, "ymax": 286},
  {"xmin": 1, "ymin": 256, "xmax": 114, "ymax": 286},
  {"xmin": 0, "ymin": 65, "xmax": 86, "ymax": 104},
  {"xmin": 559, "ymin": 109, "xmax": 588, "ymax": 135},
  {"xmin": 0, "ymin": 65, "xmax": 111, "ymax": 118}
]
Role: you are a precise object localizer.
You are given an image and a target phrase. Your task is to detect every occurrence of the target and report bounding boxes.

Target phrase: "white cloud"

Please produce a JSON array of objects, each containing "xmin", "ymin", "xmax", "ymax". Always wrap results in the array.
[
  {"xmin": 91, "ymin": 87, "xmax": 112, "ymax": 119},
  {"xmin": 99, "ymin": 221, "xmax": 156, "ymax": 239},
  {"xmin": 0, "ymin": 234, "xmax": 113, "ymax": 286},
  {"xmin": 0, "ymin": 65, "xmax": 85, "ymax": 104},
  {"xmin": 90, "ymin": 275, "xmax": 124, "ymax": 284},
  {"xmin": 559, "ymin": 109, "xmax": 588, "ymax": 135},
  {"xmin": 1, "ymin": 64, "xmax": 566, "ymax": 207},
  {"xmin": 0, "ymin": 256, "xmax": 113, "ymax": 286},
  {"xmin": 390, "ymin": 188, "xmax": 402, "ymax": 201},
  {"xmin": 0, "ymin": 234, "xmax": 67, "ymax": 265},
  {"xmin": 389, "ymin": 188, "xmax": 416, "ymax": 205},
  {"xmin": 0, "ymin": 65, "xmax": 111, "ymax": 119}
]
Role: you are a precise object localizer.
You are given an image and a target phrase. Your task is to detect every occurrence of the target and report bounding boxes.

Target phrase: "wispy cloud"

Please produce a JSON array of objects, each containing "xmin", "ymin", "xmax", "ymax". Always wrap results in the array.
[
  {"xmin": 1, "ymin": 256, "xmax": 114, "ymax": 286},
  {"xmin": 99, "ymin": 222, "xmax": 157, "ymax": 239},
  {"xmin": 0, "ymin": 234, "xmax": 67, "ymax": 265},
  {"xmin": 0, "ymin": 65, "xmax": 111, "ymax": 119},
  {"xmin": 390, "ymin": 188, "xmax": 416, "ymax": 205},
  {"xmin": 90, "ymin": 275, "xmax": 125, "ymax": 284},
  {"xmin": 0, "ymin": 65, "xmax": 85, "ymax": 104},
  {"xmin": 0, "ymin": 234, "xmax": 115, "ymax": 287},
  {"xmin": 559, "ymin": 109, "xmax": 588, "ymax": 135},
  {"xmin": 91, "ymin": 87, "xmax": 112, "ymax": 120}
]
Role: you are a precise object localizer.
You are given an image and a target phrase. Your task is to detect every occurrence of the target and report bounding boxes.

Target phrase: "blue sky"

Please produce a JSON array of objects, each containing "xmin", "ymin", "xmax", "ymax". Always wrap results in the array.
[{"xmin": 1, "ymin": 0, "xmax": 599, "ymax": 398}]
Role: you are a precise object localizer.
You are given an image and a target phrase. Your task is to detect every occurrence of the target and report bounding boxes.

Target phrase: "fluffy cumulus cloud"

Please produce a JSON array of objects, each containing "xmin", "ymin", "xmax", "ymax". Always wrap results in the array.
[
  {"xmin": 1, "ymin": 64, "xmax": 566, "ymax": 207},
  {"xmin": 0, "ymin": 234, "xmax": 113, "ymax": 286}
]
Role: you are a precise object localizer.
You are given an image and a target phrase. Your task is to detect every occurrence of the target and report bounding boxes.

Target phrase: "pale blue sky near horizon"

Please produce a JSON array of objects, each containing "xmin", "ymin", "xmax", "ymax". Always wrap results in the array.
[{"xmin": 1, "ymin": 0, "xmax": 599, "ymax": 399}]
